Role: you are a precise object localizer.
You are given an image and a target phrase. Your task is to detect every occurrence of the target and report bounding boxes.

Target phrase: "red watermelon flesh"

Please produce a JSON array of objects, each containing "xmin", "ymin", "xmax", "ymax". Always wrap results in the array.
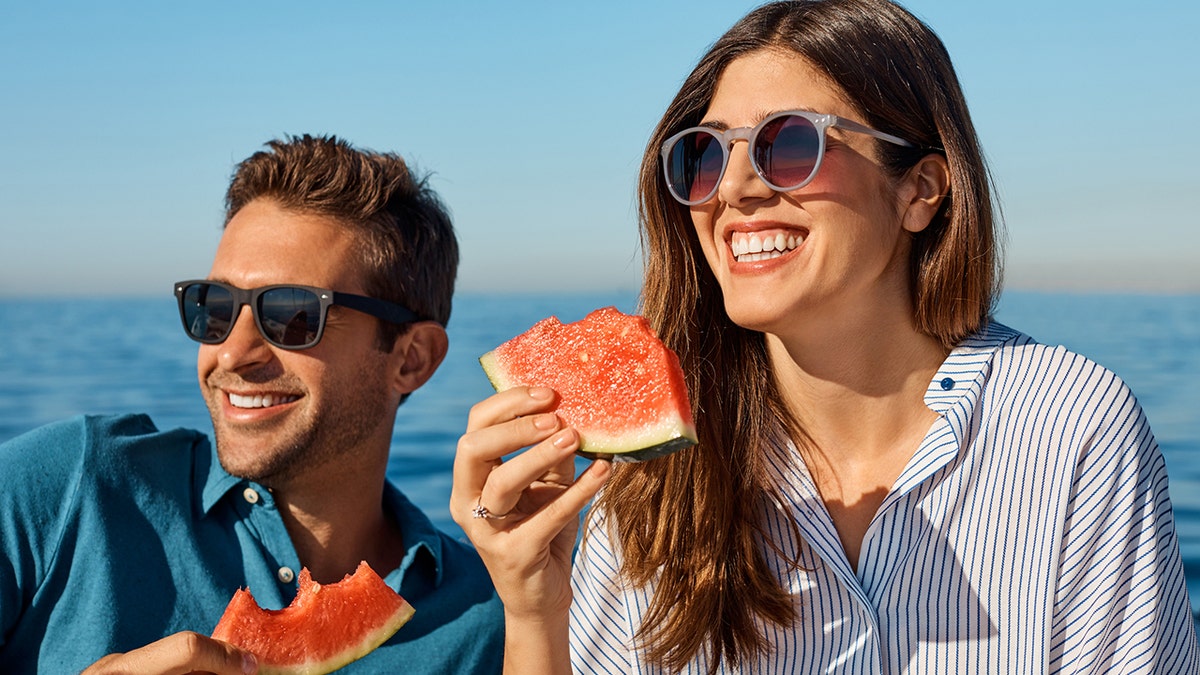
[
  {"xmin": 211, "ymin": 561, "xmax": 414, "ymax": 675},
  {"xmin": 480, "ymin": 306, "xmax": 697, "ymax": 462}
]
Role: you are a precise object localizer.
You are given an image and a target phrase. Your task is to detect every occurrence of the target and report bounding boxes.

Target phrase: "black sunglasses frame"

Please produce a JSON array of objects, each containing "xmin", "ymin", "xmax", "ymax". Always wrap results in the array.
[{"xmin": 173, "ymin": 280, "xmax": 422, "ymax": 350}]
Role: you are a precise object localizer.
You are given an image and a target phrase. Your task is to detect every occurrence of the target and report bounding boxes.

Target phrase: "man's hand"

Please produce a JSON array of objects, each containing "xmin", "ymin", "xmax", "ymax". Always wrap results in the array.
[{"xmin": 81, "ymin": 631, "xmax": 257, "ymax": 675}]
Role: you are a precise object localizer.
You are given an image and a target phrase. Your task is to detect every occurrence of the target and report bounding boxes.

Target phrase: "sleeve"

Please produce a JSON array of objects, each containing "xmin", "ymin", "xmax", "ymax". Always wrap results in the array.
[
  {"xmin": 1047, "ymin": 380, "xmax": 1200, "ymax": 673},
  {"xmin": 0, "ymin": 417, "xmax": 89, "ymax": 648},
  {"xmin": 569, "ymin": 507, "xmax": 642, "ymax": 674}
]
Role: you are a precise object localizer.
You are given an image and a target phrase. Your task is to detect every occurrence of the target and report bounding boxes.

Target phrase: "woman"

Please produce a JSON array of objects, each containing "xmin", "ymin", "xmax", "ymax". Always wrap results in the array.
[{"xmin": 452, "ymin": 1, "xmax": 1199, "ymax": 672}]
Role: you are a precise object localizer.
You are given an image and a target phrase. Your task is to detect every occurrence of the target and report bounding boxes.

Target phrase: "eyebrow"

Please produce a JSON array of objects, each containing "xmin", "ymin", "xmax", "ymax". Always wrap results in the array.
[{"xmin": 698, "ymin": 106, "xmax": 821, "ymax": 132}]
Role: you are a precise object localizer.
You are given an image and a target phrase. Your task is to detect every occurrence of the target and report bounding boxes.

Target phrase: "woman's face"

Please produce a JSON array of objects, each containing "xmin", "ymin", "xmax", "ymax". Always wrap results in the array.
[{"xmin": 688, "ymin": 49, "xmax": 927, "ymax": 338}]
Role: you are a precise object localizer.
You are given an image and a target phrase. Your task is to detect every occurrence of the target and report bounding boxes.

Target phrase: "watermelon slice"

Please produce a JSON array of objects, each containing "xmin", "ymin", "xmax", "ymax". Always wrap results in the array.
[
  {"xmin": 211, "ymin": 561, "xmax": 414, "ymax": 675},
  {"xmin": 480, "ymin": 306, "xmax": 697, "ymax": 462}
]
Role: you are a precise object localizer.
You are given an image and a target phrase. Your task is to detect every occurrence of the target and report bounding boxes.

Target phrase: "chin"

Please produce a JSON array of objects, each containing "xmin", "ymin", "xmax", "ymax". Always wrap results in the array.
[
  {"xmin": 722, "ymin": 297, "xmax": 795, "ymax": 334},
  {"xmin": 213, "ymin": 428, "xmax": 291, "ymax": 481},
  {"xmin": 214, "ymin": 440, "xmax": 267, "ymax": 479}
]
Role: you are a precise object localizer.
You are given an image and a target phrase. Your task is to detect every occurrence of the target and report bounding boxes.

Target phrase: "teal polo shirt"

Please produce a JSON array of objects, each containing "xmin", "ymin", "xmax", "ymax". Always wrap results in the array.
[{"xmin": 0, "ymin": 414, "xmax": 503, "ymax": 673}]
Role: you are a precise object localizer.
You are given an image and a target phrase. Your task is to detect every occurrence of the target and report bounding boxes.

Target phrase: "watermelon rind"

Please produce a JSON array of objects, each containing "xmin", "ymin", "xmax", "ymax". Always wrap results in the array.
[
  {"xmin": 577, "ymin": 435, "xmax": 698, "ymax": 463},
  {"xmin": 478, "ymin": 350, "xmax": 514, "ymax": 392},
  {"xmin": 478, "ymin": 307, "xmax": 697, "ymax": 463}
]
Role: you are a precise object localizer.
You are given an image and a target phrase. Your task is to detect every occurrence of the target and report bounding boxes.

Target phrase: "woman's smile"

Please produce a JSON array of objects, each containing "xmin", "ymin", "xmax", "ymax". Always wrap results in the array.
[{"xmin": 729, "ymin": 228, "xmax": 806, "ymax": 263}]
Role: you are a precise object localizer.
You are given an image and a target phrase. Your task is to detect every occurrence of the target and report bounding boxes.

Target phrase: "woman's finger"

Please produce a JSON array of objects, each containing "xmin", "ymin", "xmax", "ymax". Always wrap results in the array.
[
  {"xmin": 452, "ymin": 388, "xmax": 564, "ymax": 527},
  {"xmin": 516, "ymin": 457, "xmax": 613, "ymax": 546},
  {"xmin": 464, "ymin": 386, "xmax": 557, "ymax": 432},
  {"xmin": 474, "ymin": 427, "xmax": 580, "ymax": 520},
  {"xmin": 453, "ymin": 388, "xmax": 560, "ymax": 484},
  {"xmin": 453, "ymin": 412, "xmax": 561, "ymax": 508}
]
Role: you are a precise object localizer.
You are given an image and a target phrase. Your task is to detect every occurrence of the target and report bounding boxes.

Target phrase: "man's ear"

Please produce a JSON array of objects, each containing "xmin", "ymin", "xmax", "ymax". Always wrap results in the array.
[
  {"xmin": 899, "ymin": 153, "xmax": 951, "ymax": 234},
  {"xmin": 387, "ymin": 322, "xmax": 448, "ymax": 397}
]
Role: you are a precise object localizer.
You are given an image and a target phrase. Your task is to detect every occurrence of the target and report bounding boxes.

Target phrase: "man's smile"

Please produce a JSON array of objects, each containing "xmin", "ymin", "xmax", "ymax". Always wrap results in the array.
[{"xmin": 227, "ymin": 392, "xmax": 301, "ymax": 409}]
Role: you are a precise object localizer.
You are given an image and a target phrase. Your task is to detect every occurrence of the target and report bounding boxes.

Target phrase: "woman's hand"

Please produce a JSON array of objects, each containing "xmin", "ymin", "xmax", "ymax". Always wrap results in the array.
[
  {"xmin": 81, "ymin": 632, "xmax": 257, "ymax": 674},
  {"xmin": 451, "ymin": 386, "xmax": 611, "ymax": 671}
]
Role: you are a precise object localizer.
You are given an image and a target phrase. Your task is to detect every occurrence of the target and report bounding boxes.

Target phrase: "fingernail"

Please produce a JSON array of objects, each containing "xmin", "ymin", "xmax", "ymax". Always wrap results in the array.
[
  {"xmin": 588, "ymin": 458, "xmax": 613, "ymax": 480},
  {"xmin": 529, "ymin": 387, "xmax": 553, "ymax": 400},
  {"xmin": 533, "ymin": 414, "xmax": 558, "ymax": 430},
  {"xmin": 243, "ymin": 652, "xmax": 258, "ymax": 673},
  {"xmin": 552, "ymin": 429, "xmax": 576, "ymax": 449}
]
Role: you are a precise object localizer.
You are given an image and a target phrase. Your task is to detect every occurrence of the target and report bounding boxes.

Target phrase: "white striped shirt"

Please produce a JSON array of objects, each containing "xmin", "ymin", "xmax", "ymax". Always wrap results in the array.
[{"xmin": 569, "ymin": 322, "xmax": 1199, "ymax": 673}]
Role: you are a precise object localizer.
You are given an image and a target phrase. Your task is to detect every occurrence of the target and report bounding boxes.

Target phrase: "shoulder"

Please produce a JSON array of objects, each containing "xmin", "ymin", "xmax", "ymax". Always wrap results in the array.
[
  {"xmin": 0, "ymin": 414, "xmax": 210, "ymax": 649},
  {"xmin": 374, "ymin": 487, "xmax": 504, "ymax": 672},
  {"xmin": 0, "ymin": 414, "xmax": 209, "ymax": 537},
  {"xmin": 382, "ymin": 484, "xmax": 498, "ymax": 598},
  {"xmin": 957, "ymin": 322, "xmax": 1143, "ymax": 419},
  {"xmin": 3, "ymin": 413, "xmax": 208, "ymax": 492},
  {"xmin": 952, "ymin": 324, "xmax": 1159, "ymax": 471},
  {"xmin": 2, "ymin": 414, "xmax": 155, "ymax": 484},
  {"xmin": 1, "ymin": 413, "xmax": 205, "ymax": 462}
]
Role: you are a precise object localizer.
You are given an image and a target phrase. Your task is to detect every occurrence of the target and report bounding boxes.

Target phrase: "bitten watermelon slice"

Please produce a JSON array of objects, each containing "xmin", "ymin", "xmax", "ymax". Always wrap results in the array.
[
  {"xmin": 211, "ymin": 561, "xmax": 414, "ymax": 675},
  {"xmin": 480, "ymin": 306, "xmax": 697, "ymax": 462}
]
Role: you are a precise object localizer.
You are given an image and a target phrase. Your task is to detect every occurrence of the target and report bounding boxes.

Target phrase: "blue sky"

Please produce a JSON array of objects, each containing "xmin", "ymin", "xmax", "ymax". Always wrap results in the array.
[{"xmin": 1, "ymin": 0, "xmax": 1197, "ymax": 297}]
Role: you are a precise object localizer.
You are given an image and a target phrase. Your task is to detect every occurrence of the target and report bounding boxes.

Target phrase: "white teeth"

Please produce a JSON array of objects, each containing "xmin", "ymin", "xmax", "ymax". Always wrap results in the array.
[
  {"xmin": 730, "ymin": 231, "xmax": 804, "ymax": 263},
  {"xmin": 229, "ymin": 393, "xmax": 299, "ymax": 409}
]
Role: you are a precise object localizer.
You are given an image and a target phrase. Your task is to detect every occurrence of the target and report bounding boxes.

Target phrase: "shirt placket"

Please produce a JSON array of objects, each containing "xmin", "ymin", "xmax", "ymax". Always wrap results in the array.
[
  {"xmin": 232, "ymin": 481, "xmax": 302, "ymax": 607},
  {"xmin": 776, "ymin": 449, "xmax": 885, "ymax": 670}
]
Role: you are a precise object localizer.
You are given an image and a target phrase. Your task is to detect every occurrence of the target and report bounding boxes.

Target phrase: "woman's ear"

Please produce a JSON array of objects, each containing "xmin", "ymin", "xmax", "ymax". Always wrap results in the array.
[
  {"xmin": 899, "ymin": 153, "xmax": 951, "ymax": 234},
  {"xmin": 387, "ymin": 322, "xmax": 449, "ymax": 398}
]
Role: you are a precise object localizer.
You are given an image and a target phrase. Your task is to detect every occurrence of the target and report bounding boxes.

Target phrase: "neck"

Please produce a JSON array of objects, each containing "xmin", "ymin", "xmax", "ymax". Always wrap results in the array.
[
  {"xmin": 271, "ymin": 444, "xmax": 405, "ymax": 584},
  {"xmin": 767, "ymin": 308, "xmax": 947, "ymax": 463}
]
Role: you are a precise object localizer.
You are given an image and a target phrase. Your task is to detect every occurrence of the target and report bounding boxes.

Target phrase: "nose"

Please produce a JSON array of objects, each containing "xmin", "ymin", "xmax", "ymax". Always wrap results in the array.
[
  {"xmin": 717, "ymin": 140, "xmax": 775, "ymax": 207},
  {"xmin": 216, "ymin": 305, "xmax": 274, "ymax": 371}
]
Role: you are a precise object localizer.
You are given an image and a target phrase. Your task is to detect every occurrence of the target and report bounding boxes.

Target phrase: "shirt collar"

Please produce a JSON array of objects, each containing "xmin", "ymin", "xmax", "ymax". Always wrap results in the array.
[
  {"xmin": 196, "ymin": 438, "xmax": 240, "ymax": 517},
  {"xmin": 382, "ymin": 481, "xmax": 445, "ymax": 587},
  {"xmin": 924, "ymin": 320, "xmax": 1023, "ymax": 420},
  {"xmin": 194, "ymin": 442, "xmax": 444, "ymax": 587}
]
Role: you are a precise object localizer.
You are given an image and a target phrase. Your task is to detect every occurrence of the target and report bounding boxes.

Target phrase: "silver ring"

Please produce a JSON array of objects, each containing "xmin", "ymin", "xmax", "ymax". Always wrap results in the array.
[{"xmin": 472, "ymin": 498, "xmax": 510, "ymax": 520}]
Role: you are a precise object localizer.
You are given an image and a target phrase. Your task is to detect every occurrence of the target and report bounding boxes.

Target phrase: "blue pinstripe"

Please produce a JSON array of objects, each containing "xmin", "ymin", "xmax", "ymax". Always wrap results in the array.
[{"xmin": 569, "ymin": 323, "xmax": 1199, "ymax": 673}]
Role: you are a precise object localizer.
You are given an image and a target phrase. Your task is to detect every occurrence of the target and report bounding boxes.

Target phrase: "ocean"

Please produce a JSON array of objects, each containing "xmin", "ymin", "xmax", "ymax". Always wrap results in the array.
[{"xmin": 1, "ymin": 291, "xmax": 1197, "ymax": 631}]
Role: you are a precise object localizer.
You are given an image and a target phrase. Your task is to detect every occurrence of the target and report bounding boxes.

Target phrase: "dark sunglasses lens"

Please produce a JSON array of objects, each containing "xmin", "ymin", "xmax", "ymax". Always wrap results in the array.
[
  {"xmin": 755, "ymin": 114, "xmax": 820, "ymax": 189},
  {"xmin": 181, "ymin": 283, "xmax": 234, "ymax": 342},
  {"xmin": 666, "ymin": 131, "xmax": 724, "ymax": 203},
  {"xmin": 257, "ymin": 287, "xmax": 322, "ymax": 347}
]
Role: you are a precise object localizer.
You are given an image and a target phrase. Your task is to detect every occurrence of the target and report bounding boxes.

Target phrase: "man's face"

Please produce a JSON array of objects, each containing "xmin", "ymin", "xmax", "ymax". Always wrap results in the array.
[{"xmin": 197, "ymin": 199, "xmax": 398, "ymax": 489}]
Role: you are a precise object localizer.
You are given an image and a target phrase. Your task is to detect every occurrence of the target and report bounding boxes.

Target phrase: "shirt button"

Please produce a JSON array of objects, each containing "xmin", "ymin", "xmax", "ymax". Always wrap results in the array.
[
  {"xmin": 242, "ymin": 487, "xmax": 260, "ymax": 504},
  {"xmin": 940, "ymin": 377, "xmax": 955, "ymax": 391},
  {"xmin": 277, "ymin": 566, "xmax": 296, "ymax": 584}
]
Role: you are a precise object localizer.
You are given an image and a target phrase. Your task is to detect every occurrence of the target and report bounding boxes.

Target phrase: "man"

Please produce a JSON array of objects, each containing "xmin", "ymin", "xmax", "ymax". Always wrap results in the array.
[{"xmin": 0, "ymin": 135, "xmax": 504, "ymax": 673}]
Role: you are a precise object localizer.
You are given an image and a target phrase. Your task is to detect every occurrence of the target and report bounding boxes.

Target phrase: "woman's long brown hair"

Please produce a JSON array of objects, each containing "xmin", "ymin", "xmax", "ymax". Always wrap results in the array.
[{"xmin": 590, "ymin": 0, "xmax": 1001, "ymax": 671}]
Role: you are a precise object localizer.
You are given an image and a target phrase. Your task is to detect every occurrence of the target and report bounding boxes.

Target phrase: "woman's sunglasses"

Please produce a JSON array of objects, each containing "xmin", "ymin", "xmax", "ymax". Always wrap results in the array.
[
  {"xmin": 173, "ymin": 280, "xmax": 420, "ymax": 350},
  {"xmin": 660, "ymin": 110, "xmax": 916, "ymax": 206}
]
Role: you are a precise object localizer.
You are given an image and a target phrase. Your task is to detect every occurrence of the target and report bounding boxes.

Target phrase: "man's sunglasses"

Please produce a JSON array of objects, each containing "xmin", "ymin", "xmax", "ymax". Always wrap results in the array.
[
  {"xmin": 173, "ymin": 280, "xmax": 420, "ymax": 350},
  {"xmin": 660, "ymin": 110, "xmax": 917, "ymax": 206}
]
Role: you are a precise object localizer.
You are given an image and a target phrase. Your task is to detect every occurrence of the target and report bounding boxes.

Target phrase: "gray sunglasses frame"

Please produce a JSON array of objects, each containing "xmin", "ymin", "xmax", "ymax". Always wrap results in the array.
[{"xmin": 660, "ymin": 109, "xmax": 916, "ymax": 206}]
